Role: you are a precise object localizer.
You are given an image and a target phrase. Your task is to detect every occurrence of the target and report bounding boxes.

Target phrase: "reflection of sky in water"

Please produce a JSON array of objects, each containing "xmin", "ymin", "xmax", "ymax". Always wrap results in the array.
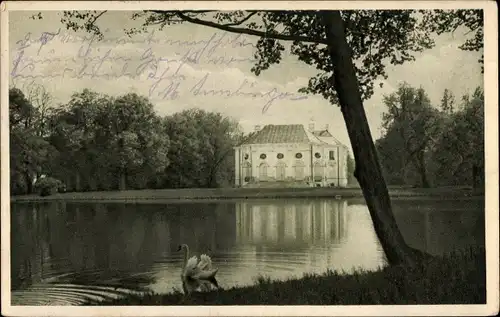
[{"xmin": 10, "ymin": 198, "xmax": 484, "ymax": 305}]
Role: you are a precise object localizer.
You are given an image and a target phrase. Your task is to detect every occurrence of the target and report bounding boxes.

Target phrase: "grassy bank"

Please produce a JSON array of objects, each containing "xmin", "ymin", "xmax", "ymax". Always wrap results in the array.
[
  {"xmin": 91, "ymin": 248, "xmax": 485, "ymax": 305},
  {"xmin": 11, "ymin": 186, "xmax": 483, "ymax": 203}
]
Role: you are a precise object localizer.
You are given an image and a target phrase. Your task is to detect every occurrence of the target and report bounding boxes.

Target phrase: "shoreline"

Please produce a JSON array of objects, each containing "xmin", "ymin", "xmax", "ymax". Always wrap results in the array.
[
  {"xmin": 89, "ymin": 247, "xmax": 486, "ymax": 306},
  {"xmin": 10, "ymin": 186, "xmax": 484, "ymax": 203}
]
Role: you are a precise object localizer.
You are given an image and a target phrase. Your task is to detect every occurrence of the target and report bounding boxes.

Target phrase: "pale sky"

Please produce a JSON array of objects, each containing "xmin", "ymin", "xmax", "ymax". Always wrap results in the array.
[{"xmin": 8, "ymin": 11, "xmax": 483, "ymax": 147}]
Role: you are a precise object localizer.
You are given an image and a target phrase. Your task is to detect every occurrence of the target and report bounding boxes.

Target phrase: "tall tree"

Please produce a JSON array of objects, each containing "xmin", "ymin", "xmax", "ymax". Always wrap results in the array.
[
  {"xmin": 48, "ymin": 90, "xmax": 170, "ymax": 191},
  {"xmin": 376, "ymin": 127, "xmax": 416, "ymax": 186},
  {"xmin": 380, "ymin": 83, "xmax": 443, "ymax": 188},
  {"xmin": 163, "ymin": 108, "xmax": 241, "ymax": 188},
  {"xmin": 52, "ymin": 9, "xmax": 483, "ymax": 265},
  {"xmin": 48, "ymin": 89, "xmax": 110, "ymax": 191},
  {"xmin": 440, "ymin": 88, "xmax": 456, "ymax": 115},
  {"xmin": 9, "ymin": 88, "xmax": 54, "ymax": 194},
  {"xmin": 432, "ymin": 87, "xmax": 484, "ymax": 188},
  {"xmin": 105, "ymin": 93, "xmax": 169, "ymax": 190}
]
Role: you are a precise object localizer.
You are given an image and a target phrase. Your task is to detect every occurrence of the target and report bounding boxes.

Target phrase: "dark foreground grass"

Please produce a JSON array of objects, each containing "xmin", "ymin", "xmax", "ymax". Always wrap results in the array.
[{"xmin": 91, "ymin": 247, "xmax": 486, "ymax": 305}]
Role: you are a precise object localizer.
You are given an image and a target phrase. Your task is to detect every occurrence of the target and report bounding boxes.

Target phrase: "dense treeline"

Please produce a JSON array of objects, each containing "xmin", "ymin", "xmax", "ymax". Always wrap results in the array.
[
  {"xmin": 376, "ymin": 83, "xmax": 484, "ymax": 189},
  {"xmin": 10, "ymin": 82, "xmax": 483, "ymax": 195},
  {"xmin": 9, "ymin": 87, "xmax": 245, "ymax": 195}
]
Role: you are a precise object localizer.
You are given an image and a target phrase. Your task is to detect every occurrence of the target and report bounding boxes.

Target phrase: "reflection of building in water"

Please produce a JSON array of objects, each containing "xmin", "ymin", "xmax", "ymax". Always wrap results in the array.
[{"xmin": 236, "ymin": 199, "xmax": 348, "ymax": 247}]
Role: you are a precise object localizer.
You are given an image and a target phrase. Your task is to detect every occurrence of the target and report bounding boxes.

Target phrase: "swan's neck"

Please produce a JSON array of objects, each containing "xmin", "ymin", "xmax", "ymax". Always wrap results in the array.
[{"xmin": 182, "ymin": 246, "xmax": 189, "ymax": 268}]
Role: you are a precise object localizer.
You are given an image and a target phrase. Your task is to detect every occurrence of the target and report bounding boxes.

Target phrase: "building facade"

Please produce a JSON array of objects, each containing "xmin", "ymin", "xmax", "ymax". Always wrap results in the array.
[{"xmin": 234, "ymin": 124, "xmax": 349, "ymax": 188}]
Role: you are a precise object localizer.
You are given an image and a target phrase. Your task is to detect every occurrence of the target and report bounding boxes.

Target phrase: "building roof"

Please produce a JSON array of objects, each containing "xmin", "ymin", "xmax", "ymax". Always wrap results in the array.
[
  {"xmin": 244, "ymin": 124, "xmax": 310, "ymax": 144},
  {"xmin": 312, "ymin": 130, "xmax": 333, "ymax": 137},
  {"xmin": 240, "ymin": 124, "xmax": 347, "ymax": 147},
  {"xmin": 312, "ymin": 131, "xmax": 345, "ymax": 147}
]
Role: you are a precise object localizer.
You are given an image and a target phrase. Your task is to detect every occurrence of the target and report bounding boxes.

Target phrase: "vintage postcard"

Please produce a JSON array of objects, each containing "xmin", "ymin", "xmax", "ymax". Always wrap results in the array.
[{"xmin": 1, "ymin": 0, "xmax": 498, "ymax": 316}]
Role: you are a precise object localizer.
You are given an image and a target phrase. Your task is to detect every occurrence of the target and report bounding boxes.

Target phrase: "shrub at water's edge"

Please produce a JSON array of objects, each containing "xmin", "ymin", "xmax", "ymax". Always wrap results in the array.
[
  {"xmin": 33, "ymin": 176, "xmax": 66, "ymax": 196},
  {"xmin": 90, "ymin": 247, "xmax": 485, "ymax": 305}
]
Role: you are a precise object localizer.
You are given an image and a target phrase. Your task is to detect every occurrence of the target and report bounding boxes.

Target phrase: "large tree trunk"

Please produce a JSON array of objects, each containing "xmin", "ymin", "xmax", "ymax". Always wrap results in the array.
[
  {"xmin": 119, "ymin": 171, "xmax": 127, "ymax": 191},
  {"xmin": 75, "ymin": 173, "xmax": 81, "ymax": 191},
  {"xmin": 415, "ymin": 152, "xmax": 431, "ymax": 188},
  {"xmin": 320, "ymin": 11, "xmax": 428, "ymax": 266},
  {"xmin": 24, "ymin": 172, "xmax": 33, "ymax": 194}
]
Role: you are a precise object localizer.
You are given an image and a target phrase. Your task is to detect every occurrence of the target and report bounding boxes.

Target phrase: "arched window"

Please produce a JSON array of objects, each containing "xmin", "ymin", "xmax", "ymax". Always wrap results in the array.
[
  {"xmin": 313, "ymin": 161, "xmax": 324, "ymax": 181},
  {"xmin": 242, "ymin": 162, "xmax": 252, "ymax": 181},
  {"xmin": 294, "ymin": 160, "xmax": 305, "ymax": 180},
  {"xmin": 328, "ymin": 163, "xmax": 336, "ymax": 178},
  {"xmin": 276, "ymin": 161, "xmax": 286, "ymax": 181},
  {"xmin": 259, "ymin": 162, "xmax": 269, "ymax": 181}
]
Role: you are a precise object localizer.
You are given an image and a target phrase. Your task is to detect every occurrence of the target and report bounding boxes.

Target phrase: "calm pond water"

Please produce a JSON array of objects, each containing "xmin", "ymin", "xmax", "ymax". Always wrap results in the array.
[{"xmin": 10, "ymin": 197, "xmax": 484, "ymax": 305}]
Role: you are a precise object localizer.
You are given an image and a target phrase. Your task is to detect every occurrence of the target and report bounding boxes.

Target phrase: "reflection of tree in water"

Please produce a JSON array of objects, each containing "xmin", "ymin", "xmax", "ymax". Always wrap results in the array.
[
  {"xmin": 235, "ymin": 199, "xmax": 349, "ymax": 250},
  {"xmin": 381, "ymin": 198, "xmax": 485, "ymax": 256},
  {"xmin": 166, "ymin": 202, "xmax": 237, "ymax": 254},
  {"xmin": 11, "ymin": 201, "xmax": 239, "ymax": 294},
  {"xmin": 11, "ymin": 199, "xmax": 364, "ymax": 304},
  {"xmin": 11, "ymin": 202, "xmax": 55, "ymax": 289}
]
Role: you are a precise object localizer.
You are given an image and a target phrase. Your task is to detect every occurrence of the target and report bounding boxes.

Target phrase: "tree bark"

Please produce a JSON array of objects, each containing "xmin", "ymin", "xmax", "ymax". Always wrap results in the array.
[
  {"xmin": 24, "ymin": 172, "xmax": 33, "ymax": 194},
  {"xmin": 320, "ymin": 11, "xmax": 427, "ymax": 266},
  {"xmin": 75, "ymin": 173, "xmax": 81, "ymax": 191},
  {"xmin": 119, "ymin": 171, "xmax": 127, "ymax": 191},
  {"xmin": 88, "ymin": 175, "xmax": 98, "ymax": 191},
  {"xmin": 415, "ymin": 152, "xmax": 431, "ymax": 188}
]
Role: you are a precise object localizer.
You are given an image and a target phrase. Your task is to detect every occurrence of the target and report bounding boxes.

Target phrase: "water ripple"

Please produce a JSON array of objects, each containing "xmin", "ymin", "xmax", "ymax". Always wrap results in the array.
[{"xmin": 12, "ymin": 283, "xmax": 145, "ymax": 306}]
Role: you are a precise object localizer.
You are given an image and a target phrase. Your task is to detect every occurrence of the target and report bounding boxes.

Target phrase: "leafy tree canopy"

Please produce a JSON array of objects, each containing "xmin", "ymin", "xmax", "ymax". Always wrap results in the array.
[
  {"xmin": 420, "ymin": 9, "xmax": 484, "ymax": 70},
  {"xmin": 53, "ymin": 9, "xmax": 483, "ymax": 103},
  {"xmin": 51, "ymin": 10, "xmax": 465, "ymax": 105}
]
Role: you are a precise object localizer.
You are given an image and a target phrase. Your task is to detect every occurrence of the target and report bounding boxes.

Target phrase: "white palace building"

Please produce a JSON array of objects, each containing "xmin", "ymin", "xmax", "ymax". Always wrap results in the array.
[{"xmin": 234, "ymin": 123, "xmax": 349, "ymax": 188}]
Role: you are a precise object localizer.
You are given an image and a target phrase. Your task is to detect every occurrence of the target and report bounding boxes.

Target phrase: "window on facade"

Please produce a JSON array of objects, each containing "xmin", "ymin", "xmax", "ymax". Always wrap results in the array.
[
  {"xmin": 259, "ymin": 162, "xmax": 268, "ymax": 180},
  {"xmin": 328, "ymin": 165, "xmax": 336, "ymax": 178},
  {"xmin": 313, "ymin": 162, "xmax": 324, "ymax": 181},
  {"xmin": 276, "ymin": 162, "xmax": 286, "ymax": 181},
  {"xmin": 242, "ymin": 162, "xmax": 252, "ymax": 181},
  {"xmin": 315, "ymin": 152, "xmax": 321, "ymax": 159},
  {"xmin": 329, "ymin": 150, "xmax": 335, "ymax": 160},
  {"xmin": 260, "ymin": 153, "xmax": 267, "ymax": 159},
  {"xmin": 244, "ymin": 153, "xmax": 249, "ymax": 160},
  {"xmin": 295, "ymin": 153, "xmax": 303, "ymax": 159},
  {"xmin": 277, "ymin": 153, "xmax": 284, "ymax": 159},
  {"xmin": 294, "ymin": 160, "xmax": 305, "ymax": 180}
]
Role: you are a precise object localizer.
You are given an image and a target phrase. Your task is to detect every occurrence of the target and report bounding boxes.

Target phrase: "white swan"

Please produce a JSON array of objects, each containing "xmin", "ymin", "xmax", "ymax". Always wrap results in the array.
[{"xmin": 177, "ymin": 244, "xmax": 219, "ymax": 294}]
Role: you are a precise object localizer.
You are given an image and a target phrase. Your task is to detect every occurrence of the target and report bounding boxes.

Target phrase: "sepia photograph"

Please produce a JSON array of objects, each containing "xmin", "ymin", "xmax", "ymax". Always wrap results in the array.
[{"xmin": 1, "ymin": 1, "xmax": 498, "ymax": 316}]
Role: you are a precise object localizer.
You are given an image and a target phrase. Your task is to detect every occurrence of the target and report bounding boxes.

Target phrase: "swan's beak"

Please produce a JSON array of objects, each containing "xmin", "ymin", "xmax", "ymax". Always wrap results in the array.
[{"xmin": 176, "ymin": 245, "xmax": 182, "ymax": 251}]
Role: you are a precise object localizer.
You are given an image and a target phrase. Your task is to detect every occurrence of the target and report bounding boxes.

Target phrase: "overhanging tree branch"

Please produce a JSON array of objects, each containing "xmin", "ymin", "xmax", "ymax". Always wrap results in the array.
[
  {"xmin": 89, "ymin": 11, "xmax": 108, "ymax": 26},
  {"xmin": 221, "ymin": 11, "xmax": 259, "ymax": 27},
  {"xmin": 174, "ymin": 11, "xmax": 327, "ymax": 44}
]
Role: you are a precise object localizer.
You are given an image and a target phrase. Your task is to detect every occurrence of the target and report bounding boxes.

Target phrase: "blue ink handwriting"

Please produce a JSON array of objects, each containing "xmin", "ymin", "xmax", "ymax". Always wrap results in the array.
[{"xmin": 11, "ymin": 28, "xmax": 308, "ymax": 112}]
